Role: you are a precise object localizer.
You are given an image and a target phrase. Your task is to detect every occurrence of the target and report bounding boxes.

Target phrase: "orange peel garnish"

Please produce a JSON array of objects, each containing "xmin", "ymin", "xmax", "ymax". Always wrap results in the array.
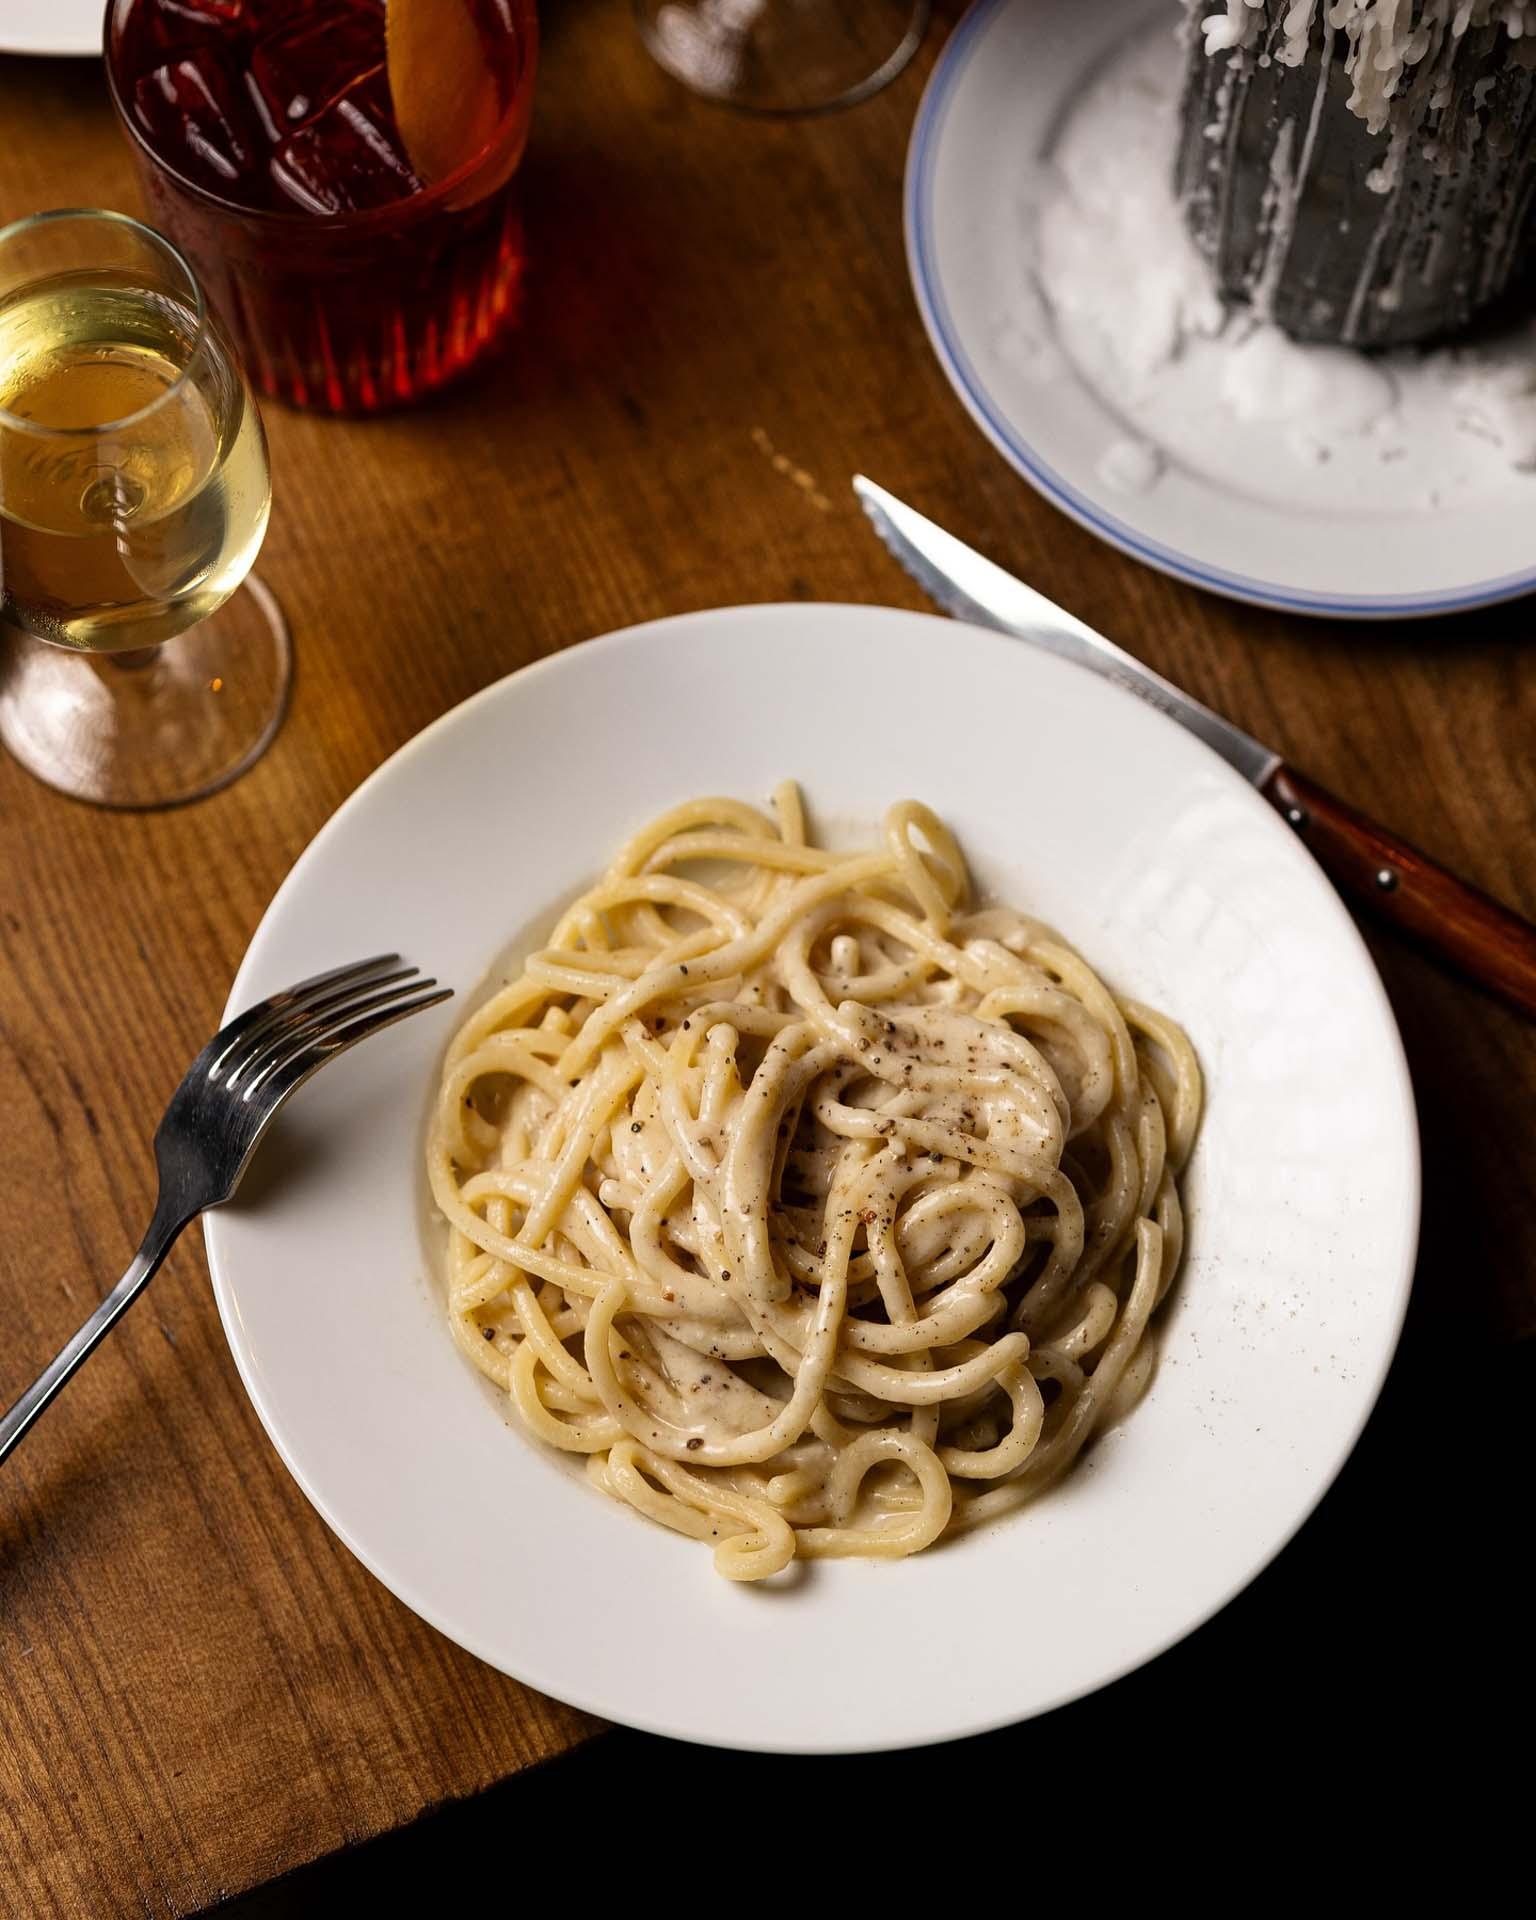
[{"xmin": 386, "ymin": 0, "xmax": 504, "ymax": 198}]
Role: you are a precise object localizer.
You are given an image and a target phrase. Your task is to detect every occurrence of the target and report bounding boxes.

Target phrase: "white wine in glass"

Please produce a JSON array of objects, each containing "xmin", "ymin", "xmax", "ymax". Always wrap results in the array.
[
  {"xmin": 634, "ymin": 0, "xmax": 929, "ymax": 114},
  {"xmin": 0, "ymin": 209, "xmax": 288, "ymax": 808}
]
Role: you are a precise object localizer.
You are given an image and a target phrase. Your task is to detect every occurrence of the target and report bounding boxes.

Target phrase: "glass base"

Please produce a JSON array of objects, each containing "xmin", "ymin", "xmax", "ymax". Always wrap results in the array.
[
  {"xmin": 0, "ymin": 576, "xmax": 291, "ymax": 809},
  {"xmin": 635, "ymin": 0, "xmax": 929, "ymax": 114}
]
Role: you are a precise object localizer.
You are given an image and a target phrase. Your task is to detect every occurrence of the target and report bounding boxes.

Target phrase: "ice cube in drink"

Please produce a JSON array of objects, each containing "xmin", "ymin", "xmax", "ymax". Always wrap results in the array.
[
  {"xmin": 250, "ymin": 4, "xmax": 387, "ymax": 137},
  {"xmin": 141, "ymin": 0, "xmax": 252, "ymax": 52},
  {"xmin": 133, "ymin": 48, "xmax": 260, "ymax": 196},
  {"xmin": 272, "ymin": 71, "xmax": 422, "ymax": 216}
]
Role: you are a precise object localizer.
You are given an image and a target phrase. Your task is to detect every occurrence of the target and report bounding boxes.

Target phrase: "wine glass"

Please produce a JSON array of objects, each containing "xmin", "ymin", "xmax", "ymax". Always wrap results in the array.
[
  {"xmin": 634, "ymin": 0, "xmax": 930, "ymax": 114},
  {"xmin": 0, "ymin": 209, "xmax": 288, "ymax": 808}
]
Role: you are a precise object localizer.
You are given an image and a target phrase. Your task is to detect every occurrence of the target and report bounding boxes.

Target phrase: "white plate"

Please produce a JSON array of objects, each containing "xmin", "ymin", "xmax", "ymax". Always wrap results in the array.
[
  {"xmin": 205, "ymin": 604, "xmax": 1419, "ymax": 1752},
  {"xmin": 1, "ymin": 0, "xmax": 102, "ymax": 57},
  {"xmin": 908, "ymin": 0, "xmax": 1536, "ymax": 617}
]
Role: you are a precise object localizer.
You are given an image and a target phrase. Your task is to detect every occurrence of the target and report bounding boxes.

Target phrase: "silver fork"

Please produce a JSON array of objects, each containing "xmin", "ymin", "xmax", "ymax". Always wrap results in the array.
[{"xmin": 0, "ymin": 954, "xmax": 451, "ymax": 1467}]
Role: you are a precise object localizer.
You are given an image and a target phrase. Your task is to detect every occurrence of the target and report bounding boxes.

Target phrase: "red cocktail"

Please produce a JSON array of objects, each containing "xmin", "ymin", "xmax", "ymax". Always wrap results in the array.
[{"xmin": 105, "ymin": 0, "xmax": 538, "ymax": 413}]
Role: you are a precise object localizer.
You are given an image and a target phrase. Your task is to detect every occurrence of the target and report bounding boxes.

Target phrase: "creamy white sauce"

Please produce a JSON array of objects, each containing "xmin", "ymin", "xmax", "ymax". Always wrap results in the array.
[{"xmin": 1096, "ymin": 437, "xmax": 1168, "ymax": 493}]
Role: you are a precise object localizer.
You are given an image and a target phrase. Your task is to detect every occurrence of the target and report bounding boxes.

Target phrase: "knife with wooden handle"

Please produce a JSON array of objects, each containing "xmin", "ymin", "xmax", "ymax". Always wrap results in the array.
[{"xmin": 854, "ymin": 477, "xmax": 1536, "ymax": 1018}]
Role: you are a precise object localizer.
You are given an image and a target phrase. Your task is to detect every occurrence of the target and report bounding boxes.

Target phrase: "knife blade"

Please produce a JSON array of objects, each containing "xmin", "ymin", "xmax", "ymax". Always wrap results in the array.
[
  {"xmin": 854, "ymin": 476, "xmax": 1279, "ymax": 787},
  {"xmin": 853, "ymin": 475, "xmax": 1536, "ymax": 1019}
]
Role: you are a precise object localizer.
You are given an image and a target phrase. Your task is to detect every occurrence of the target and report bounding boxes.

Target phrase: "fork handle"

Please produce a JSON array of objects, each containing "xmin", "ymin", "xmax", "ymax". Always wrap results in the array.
[{"xmin": 0, "ymin": 1195, "xmax": 189, "ymax": 1468}]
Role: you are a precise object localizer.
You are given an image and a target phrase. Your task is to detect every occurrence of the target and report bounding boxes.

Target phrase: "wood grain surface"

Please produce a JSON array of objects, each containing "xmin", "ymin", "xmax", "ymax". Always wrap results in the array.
[{"xmin": 1, "ymin": 4, "xmax": 1532, "ymax": 1912}]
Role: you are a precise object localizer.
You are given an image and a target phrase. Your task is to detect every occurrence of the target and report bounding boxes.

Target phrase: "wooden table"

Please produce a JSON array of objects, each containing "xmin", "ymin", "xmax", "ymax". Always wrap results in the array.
[{"xmin": 2, "ymin": 6, "xmax": 1531, "ymax": 1910}]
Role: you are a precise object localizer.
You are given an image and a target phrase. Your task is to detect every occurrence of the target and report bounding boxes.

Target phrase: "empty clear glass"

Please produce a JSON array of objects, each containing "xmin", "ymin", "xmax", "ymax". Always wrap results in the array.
[{"xmin": 634, "ymin": 0, "xmax": 929, "ymax": 114}]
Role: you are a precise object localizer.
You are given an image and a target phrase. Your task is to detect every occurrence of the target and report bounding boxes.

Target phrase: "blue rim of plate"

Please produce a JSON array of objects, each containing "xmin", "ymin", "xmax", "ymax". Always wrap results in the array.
[{"xmin": 906, "ymin": 0, "xmax": 1536, "ymax": 619}]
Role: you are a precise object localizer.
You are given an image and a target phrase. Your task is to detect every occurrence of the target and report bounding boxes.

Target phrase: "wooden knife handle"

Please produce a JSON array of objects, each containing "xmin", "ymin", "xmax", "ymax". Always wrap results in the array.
[{"xmin": 1260, "ymin": 764, "xmax": 1536, "ymax": 1017}]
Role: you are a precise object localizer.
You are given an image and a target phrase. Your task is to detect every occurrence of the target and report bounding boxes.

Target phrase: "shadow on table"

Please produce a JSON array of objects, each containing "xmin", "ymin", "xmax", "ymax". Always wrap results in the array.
[{"xmin": 217, "ymin": 1321, "xmax": 1529, "ymax": 1913}]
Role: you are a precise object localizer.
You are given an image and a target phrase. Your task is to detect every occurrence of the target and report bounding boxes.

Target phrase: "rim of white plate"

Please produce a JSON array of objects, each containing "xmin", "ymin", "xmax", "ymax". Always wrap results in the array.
[
  {"xmin": 906, "ymin": 0, "xmax": 1536, "ymax": 620},
  {"xmin": 0, "ymin": 1, "xmax": 101, "ymax": 58}
]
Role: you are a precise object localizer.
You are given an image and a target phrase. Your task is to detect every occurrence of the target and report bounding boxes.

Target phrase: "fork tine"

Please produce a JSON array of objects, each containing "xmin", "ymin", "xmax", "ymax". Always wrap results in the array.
[
  {"xmin": 251, "ymin": 986, "xmax": 454, "ymax": 1105},
  {"xmin": 277, "ymin": 951, "xmax": 404, "ymax": 1003},
  {"xmin": 208, "ymin": 954, "xmax": 403, "ymax": 1079},
  {"xmin": 317, "ymin": 986, "xmax": 453, "ymax": 1055},
  {"xmin": 223, "ymin": 965, "xmax": 421, "ymax": 1088},
  {"xmin": 234, "ymin": 973, "xmax": 432, "ymax": 1094}
]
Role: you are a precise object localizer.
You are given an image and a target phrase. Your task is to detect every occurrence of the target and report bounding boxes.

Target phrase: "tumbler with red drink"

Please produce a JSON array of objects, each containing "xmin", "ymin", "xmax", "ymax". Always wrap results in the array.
[{"xmin": 106, "ymin": 0, "xmax": 538, "ymax": 413}]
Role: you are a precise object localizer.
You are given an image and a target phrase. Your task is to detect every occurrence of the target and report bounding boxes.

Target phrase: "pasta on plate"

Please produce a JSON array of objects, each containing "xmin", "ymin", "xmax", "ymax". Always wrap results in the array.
[{"xmin": 427, "ymin": 787, "xmax": 1201, "ymax": 1581}]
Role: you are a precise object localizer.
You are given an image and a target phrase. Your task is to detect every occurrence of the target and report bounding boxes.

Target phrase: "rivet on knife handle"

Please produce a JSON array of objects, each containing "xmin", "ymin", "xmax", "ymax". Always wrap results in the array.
[{"xmin": 1262, "ymin": 764, "xmax": 1536, "ymax": 1018}]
